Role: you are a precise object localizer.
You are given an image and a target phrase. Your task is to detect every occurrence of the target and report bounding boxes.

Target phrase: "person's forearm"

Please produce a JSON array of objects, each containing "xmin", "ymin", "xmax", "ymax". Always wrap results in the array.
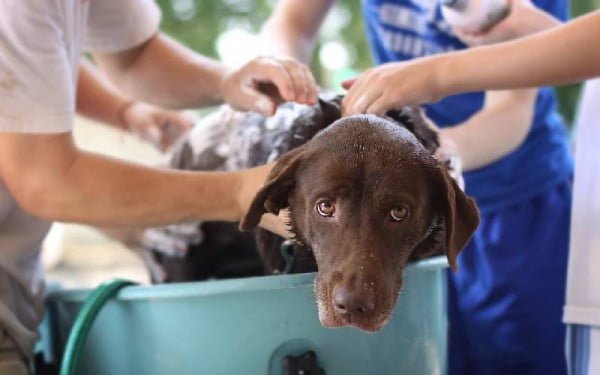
[
  {"xmin": 0, "ymin": 133, "xmax": 242, "ymax": 227},
  {"xmin": 48, "ymin": 153, "xmax": 241, "ymax": 226},
  {"xmin": 260, "ymin": 0, "xmax": 335, "ymax": 62},
  {"xmin": 440, "ymin": 10, "xmax": 600, "ymax": 95},
  {"xmin": 441, "ymin": 89, "xmax": 536, "ymax": 171},
  {"xmin": 93, "ymin": 34, "xmax": 228, "ymax": 110},
  {"xmin": 76, "ymin": 60, "xmax": 131, "ymax": 129},
  {"xmin": 260, "ymin": 17, "xmax": 315, "ymax": 63}
]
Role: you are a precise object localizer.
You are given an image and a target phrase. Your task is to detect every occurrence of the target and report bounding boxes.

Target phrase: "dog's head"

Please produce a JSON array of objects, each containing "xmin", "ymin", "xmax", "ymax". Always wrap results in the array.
[{"xmin": 240, "ymin": 109, "xmax": 479, "ymax": 332}]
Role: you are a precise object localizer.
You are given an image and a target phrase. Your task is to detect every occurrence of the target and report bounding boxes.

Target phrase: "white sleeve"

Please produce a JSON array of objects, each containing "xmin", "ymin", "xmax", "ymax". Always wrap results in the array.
[
  {"xmin": 0, "ymin": 0, "xmax": 74, "ymax": 133},
  {"xmin": 84, "ymin": 0, "xmax": 162, "ymax": 53}
]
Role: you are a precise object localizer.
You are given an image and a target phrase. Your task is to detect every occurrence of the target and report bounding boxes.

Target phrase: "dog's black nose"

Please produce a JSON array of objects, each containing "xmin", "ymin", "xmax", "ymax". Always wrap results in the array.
[{"xmin": 332, "ymin": 285, "xmax": 375, "ymax": 317}]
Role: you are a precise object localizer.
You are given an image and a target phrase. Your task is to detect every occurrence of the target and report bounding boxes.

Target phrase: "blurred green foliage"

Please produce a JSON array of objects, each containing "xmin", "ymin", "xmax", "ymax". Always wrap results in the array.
[
  {"xmin": 157, "ymin": 0, "xmax": 271, "ymax": 57},
  {"xmin": 155, "ymin": 0, "xmax": 371, "ymax": 82},
  {"xmin": 157, "ymin": 0, "xmax": 599, "ymax": 126}
]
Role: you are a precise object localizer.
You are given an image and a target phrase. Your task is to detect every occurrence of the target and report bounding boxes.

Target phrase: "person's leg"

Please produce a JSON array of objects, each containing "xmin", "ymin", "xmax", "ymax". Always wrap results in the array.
[
  {"xmin": 566, "ymin": 324, "xmax": 589, "ymax": 375},
  {"xmin": 448, "ymin": 180, "xmax": 572, "ymax": 375},
  {"xmin": 566, "ymin": 324, "xmax": 600, "ymax": 375},
  {"xmin": 0, "ymin": 330, "xmax": 29, "ymax": 375},
  {"xmin": 589, "ymin": 326, "xmax": 600, "ymax": 375}
]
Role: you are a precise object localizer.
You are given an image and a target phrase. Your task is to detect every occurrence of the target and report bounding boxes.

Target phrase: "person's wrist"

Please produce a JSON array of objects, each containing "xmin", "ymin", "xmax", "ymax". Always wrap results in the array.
[
  {"xmin": 117, "ymin": 100, "xmax": 138, "ymax": 131},
  {"xmin": 235, "ymin": 163, "xmax": 274, "ymax": 222},
  {"xmin": 232, "ymin": 169, "xmax": 246, "ymax": 221},
  {"xmin": 215, "ymin": 65, "xmax": 234, "ymax": 104}
]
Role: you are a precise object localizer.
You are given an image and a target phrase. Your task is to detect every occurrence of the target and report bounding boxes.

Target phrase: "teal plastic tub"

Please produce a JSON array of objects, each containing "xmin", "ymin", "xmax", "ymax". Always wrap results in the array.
[{"xmin": 44, "ymin": 257, "xmax": 448, "ymax": 375}]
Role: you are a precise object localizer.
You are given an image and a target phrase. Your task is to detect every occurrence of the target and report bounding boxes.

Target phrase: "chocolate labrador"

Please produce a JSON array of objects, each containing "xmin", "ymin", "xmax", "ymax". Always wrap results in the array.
[{"xmin": 143, "ymin": 96, "xmax": 480, "ymax": 332}]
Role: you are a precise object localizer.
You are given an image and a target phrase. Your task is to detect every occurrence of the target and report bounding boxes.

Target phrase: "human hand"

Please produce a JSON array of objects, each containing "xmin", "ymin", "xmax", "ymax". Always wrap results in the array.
[
  {"xmin": 453, "ymin": 0, "xmax": 560, "ymax": 47},
  {"xmin": 435, "ymin": 136, "xmax": 465, "ymax": 190},
  {"xmin": 220, "ymin": 56, "xmax": 318, "ymax": 116},
  {"xmin": 236, "ymin": 163, "xmax": 293, "ymax": 238},
  {"xmin": 122, "ymin": 102, "xmax": 193, "ymax": 151},
  {"xmin": 341, "ymin": 57, "xmax": 447, "ymax": 116}
]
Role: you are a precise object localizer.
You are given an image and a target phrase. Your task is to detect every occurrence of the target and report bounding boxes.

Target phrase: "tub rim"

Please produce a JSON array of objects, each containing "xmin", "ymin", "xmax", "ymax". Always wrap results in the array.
[{"xmin": 46, "ymin": 256, "xmax": 448, "ymax": 302}]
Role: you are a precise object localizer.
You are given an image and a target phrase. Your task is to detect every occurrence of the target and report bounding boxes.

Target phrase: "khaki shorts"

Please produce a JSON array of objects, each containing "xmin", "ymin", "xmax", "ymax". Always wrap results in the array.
[{"xmin": 0, "ymin": 330, "xmax": 28, "ymax": 375}]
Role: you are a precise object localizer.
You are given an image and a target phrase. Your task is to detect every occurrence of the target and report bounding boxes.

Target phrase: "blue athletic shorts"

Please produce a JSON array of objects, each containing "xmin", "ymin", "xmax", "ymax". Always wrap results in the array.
[{"xmin": 448, "ymin": 179, "xmax": 572, "ymax": 375}]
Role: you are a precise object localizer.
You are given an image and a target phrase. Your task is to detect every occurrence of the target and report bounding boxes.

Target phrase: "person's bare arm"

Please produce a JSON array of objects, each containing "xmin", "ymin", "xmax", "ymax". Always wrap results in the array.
[
  {"xmin": 92, "ymin": 34, "xmax": 317, "ymax": 115},
  {"xmin": 443, "ymin": 11, "xmax": 600, "ymax": 93},
  {"xmin": 76, "ymin": 60, "xmax": 192, "ymax": 150},
  {"xmin": 92, "ymin": 34, "xmax": 227, "ymax": 109},
  {"xmin": 0, "ymin": 132, "xmax": 287, "ymax": 235},
  {"xmin": 441, "ymin": 89, "xmax": 536, "ymax": 171},
  {"xmin": 435, "ymin": 0, "xmax": 544, "ymax": 172},
  {"xmin": 453, "ymin": 0, "xmax": 561, "ymax": 46},
  {"xmin": 260, "ymin": 0, "xmax": 336, "ymax": 62},
  {"xmin": 343, "ymin": 10, "xmax": 600, "ymax": 112},
  {"xmin": 76, "ymin": 60, "xmax": 129, "ymax": 128}
]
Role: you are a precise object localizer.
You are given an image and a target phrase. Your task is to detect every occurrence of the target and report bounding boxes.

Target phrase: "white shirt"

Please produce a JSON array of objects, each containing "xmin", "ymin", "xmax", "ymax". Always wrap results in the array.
[
  {"xmin": 0, "ymin": 0, "xmax": 160, "ymax": 358},
  {"xmin": 563, "ymin": 78, "xmax": 600, "ymax": 328}
]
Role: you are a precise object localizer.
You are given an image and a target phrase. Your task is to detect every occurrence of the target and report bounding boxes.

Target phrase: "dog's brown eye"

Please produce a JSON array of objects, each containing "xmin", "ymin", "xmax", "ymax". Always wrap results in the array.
[
  {"xmin": 316, "ymin": 200, "xmax": 336, "ymax": 217},
  {"xmin": 390, "ymin": 207, "xmax": 408, "ymax": 221}
]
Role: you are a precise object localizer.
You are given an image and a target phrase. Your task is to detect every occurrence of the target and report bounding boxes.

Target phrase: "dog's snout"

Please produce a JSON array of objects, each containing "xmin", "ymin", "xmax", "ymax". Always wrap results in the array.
[{"xmin": 332, "ymin": 284, "xmax": 375, "ymax": 317}]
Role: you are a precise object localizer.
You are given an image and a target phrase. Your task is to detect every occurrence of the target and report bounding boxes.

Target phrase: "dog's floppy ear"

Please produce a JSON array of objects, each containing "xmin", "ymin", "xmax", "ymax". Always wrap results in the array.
[
  {"xmin": 386, "ymin": 106, "xmax": 439, "ymax": 153},
  {"xmin": 239, "ymin": 147, "xmax": 306, "ymax": 231},
  {"xmin": 432, "ymin": 165, "xmax": 480, "ymax": 272}
]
